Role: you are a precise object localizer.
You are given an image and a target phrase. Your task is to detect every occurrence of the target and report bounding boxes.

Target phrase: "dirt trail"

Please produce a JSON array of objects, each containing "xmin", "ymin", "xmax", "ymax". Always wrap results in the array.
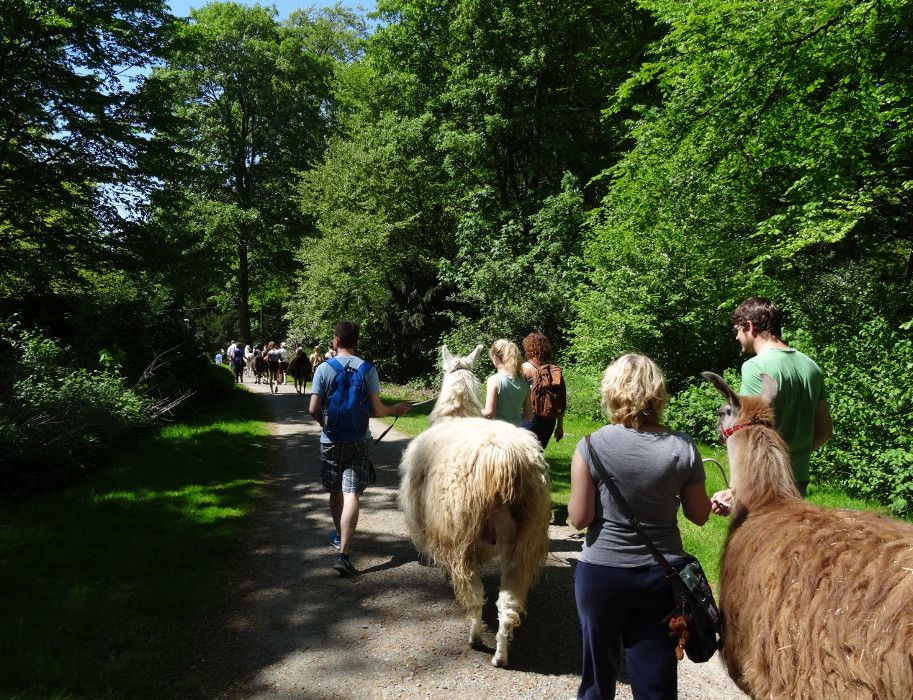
[{"xmin": 184, "ymin": 381, "xmax": 748, "ymax": 699}]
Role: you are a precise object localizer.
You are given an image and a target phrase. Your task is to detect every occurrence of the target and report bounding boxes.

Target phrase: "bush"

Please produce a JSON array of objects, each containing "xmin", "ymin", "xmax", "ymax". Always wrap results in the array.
[
  {"xmin": 813, "ymin": 319, "xmax": 913, "ymax": 517},
  {"xmin": 665, "ymin": 369, "xmax": 740, "ymax": 445},
  {"xmin": 564, "ymin": 365, "xmax": 604, "ymax": 422},
  {"xmin": 0, "ymin": 325, "xmax": 159, "ymax": 495}
]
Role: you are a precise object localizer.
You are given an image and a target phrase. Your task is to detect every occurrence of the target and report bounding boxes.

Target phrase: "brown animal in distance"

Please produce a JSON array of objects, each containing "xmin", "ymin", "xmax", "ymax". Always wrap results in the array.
[{"xmin": 702, "ymin": 371, "xmax": 913, "ymax": 700}]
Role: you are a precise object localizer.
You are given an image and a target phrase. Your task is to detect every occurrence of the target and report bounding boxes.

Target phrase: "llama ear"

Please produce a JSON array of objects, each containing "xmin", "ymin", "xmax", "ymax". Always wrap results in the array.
[
  {"xmin": 759, "ymin": 373, "xmax": 778, "ymax": 405},
  {"xmin": 466, "ymin": 344, "xmax": 484, "ymax": 366},
  {"xmin": 441, "ymin": 344, "xmax": 454, "ymax": 371},
  {"xmin": 701, "ymin": 371, "xmax": 740, "ymax": 409}
]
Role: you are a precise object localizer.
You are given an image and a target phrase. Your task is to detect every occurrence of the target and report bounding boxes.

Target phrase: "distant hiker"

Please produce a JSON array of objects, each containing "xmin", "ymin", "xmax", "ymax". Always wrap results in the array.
[
  {"xmin": 232, "ymin": 343, "xmax": 245, "ymax": 383},
  {"xmin": 214, "ymin": 349, "xmax": 223, "ymax": 365},
  {"xmin": 308, "ymin": 320, "xmax": 410, "ymax": 576},
  {"xmin": 521, "ymin": 332, "xmax": 567, "ymax": 448},
  {"xmin": 266, "ymin": 341, "xmax": 282, "ymax": 393},
  {"xmin": 482, "ymin": 339, "xmax": 532, "ymax": 426},
  {"xmin": 310, "ymin": 344, "xmax": 323, "ymax": 374},
  {"xmin": 278, "ymin": 342, "xmax": 290, "ymax": 385}
]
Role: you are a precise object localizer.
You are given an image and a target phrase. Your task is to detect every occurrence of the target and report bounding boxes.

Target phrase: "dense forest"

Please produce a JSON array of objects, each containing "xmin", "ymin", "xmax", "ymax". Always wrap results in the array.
[{"xmin": 1, "ymin": 0, "xmax": 911, "ymax": 512}]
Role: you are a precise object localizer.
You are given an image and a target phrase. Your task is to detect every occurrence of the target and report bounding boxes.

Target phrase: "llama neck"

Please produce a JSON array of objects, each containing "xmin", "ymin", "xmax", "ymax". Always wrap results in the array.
[
  {"xmin": 429, "ymin": 370, "xmax": 482, "ymax": 424},
  {"xmin": 728, "ymin": 425, "xmax": 800, "ymax": 508}
]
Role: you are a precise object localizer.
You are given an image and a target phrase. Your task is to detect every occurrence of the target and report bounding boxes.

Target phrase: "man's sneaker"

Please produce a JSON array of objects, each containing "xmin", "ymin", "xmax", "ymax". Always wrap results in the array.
[
  {"xmin": 333, "ymin": 554, "xmax": 358, "ymax": 577},
  {"xmin": 328, "ymin": 531, "xmax": 341, "ymax": 550}
]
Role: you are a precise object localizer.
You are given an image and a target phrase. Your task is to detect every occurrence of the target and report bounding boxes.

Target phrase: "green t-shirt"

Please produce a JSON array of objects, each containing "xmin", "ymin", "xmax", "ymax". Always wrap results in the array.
[{"xmin": 740, "ymin": 348, "xmax": 826, "ymax": 482}]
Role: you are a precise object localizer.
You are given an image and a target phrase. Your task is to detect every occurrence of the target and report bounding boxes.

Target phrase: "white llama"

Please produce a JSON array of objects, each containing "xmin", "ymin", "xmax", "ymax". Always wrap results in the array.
[{"xmin": 399, "ymin": 344, "xmax": 552, "ymax": 667}]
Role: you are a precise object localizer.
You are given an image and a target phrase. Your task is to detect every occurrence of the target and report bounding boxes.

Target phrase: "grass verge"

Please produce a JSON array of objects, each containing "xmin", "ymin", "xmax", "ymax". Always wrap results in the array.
[{"xmin": 0, "ymin": 387, "xmax": 271, "ymax": 699}]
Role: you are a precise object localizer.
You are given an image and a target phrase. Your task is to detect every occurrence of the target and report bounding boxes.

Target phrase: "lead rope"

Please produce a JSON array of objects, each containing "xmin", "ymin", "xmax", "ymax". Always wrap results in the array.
[
  {"xmin": 372, "ymin": 397, "xmax": 436, "ymax": 445},
  {"xmin": 702, "ymin": 458, "xmax": 729, "ymax": 488}
]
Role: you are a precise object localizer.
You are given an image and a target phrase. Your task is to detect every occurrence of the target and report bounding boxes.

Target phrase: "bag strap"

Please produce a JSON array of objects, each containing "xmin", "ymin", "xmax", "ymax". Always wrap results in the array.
[{"xmin": 584, "ymin": 435, "xmax": 684, "ymax": 586}]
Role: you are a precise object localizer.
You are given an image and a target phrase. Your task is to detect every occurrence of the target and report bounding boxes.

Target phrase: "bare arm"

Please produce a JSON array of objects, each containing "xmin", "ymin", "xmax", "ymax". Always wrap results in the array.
[
  {"xmin": 521, "ymin": 389, "xmax": 533, "ymax": 421},
  {"xmin": 812, "ymin": 399, "xmax": 832, "ymax": 450},
  {"xmin": 681, "ymin": 482, "xmax": 711, "ymax": 525},
  {"xmin": 308, "ymin": 393, "xmax": 323, "ymax": 426},
  {"xmin": 369, "ymin": 393, "xmax": 411, "ymax": 418},
  {"xmin": 569, "ymin": 448, "xmax": 596, "ymax": 530},
  {"xmin": 482, "ymin": 375, "xmax": 497, "ymax": 419},
  {"xmin": 521, "ymin": 361, "xmax": 535, "ymax": 381},
  {"xmin": 554, "ymin": 413, "xmax": 564, "ymax": 442}
]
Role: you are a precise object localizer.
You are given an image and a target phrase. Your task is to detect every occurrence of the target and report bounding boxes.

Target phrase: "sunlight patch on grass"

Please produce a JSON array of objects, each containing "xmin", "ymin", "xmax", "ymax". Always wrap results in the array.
[{"xmin": 0, "ymin": 386, "xmax": 272, "ymax": 698}]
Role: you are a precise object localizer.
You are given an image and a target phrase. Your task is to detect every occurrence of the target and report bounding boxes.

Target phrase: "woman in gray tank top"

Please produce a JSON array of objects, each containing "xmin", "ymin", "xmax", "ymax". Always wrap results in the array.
[{"xmin": 568, "ymin": 354, "xmax": 712, "ymax": 700}]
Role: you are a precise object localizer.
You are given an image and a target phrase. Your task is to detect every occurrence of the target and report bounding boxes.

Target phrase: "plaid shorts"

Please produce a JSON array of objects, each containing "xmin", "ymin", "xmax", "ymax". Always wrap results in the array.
[{"xmin": 320, "ymin": 439, "xmax": 373, "ymax": 494}]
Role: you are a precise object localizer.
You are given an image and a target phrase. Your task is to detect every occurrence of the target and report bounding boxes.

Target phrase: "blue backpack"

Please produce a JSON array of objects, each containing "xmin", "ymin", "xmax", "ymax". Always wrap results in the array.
[{"xmin": 324, "ymin": 358, "xmax": 373, "ymax": 443}]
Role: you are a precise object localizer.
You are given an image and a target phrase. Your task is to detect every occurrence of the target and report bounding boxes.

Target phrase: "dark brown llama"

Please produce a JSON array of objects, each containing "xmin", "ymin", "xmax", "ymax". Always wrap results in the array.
[{"xmin": 703, "ymin": 371, "xmax": 913, "ymax": 700}]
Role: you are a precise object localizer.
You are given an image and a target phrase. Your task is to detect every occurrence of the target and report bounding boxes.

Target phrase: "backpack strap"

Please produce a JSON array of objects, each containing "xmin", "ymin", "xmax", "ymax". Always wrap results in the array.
[{"xmin": 327, "ymin": 357, "xmax": 344, "ymax": 374}]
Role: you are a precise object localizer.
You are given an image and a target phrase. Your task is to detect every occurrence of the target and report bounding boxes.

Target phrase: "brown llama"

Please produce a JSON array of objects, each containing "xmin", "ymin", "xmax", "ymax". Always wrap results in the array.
[
  {"xmin": 702, "ymin": 371, "xmax": 913, "ymax": 699},
  {"xmin": 399, "ymin": 344, "xmax": 551, "ymax": 667}
]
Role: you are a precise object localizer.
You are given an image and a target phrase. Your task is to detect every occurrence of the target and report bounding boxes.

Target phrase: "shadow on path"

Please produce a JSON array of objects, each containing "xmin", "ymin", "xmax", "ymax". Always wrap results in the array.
[{"xmin": 179, "ymin": 383, "xmax": 586, "ymax": 699}]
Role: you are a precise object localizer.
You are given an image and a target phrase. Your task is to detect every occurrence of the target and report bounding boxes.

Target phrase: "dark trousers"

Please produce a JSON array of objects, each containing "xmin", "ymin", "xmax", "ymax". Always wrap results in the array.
[
  {"xmin": 521, "ymin": 414, "xmax": 556, "ymax": 449},
  {"xmin": 575, "ymin": 559, "xmax": 679, "ymax": 700}
]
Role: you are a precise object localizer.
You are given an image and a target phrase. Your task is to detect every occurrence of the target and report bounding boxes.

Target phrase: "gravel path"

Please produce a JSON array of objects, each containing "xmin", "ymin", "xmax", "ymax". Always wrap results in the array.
[{"xmin": 185, "ymin": 381, "xmax": 748, "ymax": 699}]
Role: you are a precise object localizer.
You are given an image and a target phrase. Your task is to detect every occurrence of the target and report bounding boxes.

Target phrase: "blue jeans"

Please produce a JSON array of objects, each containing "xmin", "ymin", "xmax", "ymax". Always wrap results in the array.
[
  {"xmin": 522, "ymin": 414, "xmax": 556, "ymax": 449},
  {"xmin": 575, "ymin": 559, "xmax": 683, "ymax": 700}
]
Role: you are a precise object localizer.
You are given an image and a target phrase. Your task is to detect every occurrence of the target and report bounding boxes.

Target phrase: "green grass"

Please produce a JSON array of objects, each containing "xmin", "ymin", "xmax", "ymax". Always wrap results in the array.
[
  {"xmin": 380, "ymin": 381, "xmax": 907, "ymax": 587},
  {"xmin": 0, "ymin": 387, "xmax": 271, "ymax": 699}
]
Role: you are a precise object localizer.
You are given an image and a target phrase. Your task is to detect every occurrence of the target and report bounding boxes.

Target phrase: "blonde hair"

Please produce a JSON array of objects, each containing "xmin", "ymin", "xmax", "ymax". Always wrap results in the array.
[
  {"xmin": 489, "ymin": 339, "xmax": 522, "ymax": 378},
  {"xmin": 600, "ymin": 353, "xmax": 668, "ymax": 429}
]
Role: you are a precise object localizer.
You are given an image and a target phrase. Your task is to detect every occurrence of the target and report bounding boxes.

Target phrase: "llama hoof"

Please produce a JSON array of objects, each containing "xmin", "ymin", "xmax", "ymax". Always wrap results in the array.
[{"xmin": 490, "ymin": 653, "xmax": 508, "ymax": 668}]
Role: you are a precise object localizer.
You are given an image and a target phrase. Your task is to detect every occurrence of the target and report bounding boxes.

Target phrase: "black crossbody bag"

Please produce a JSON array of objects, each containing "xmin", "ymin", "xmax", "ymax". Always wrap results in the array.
[{"xmin": 585, "ymin": 435, "xmax": 721, "ymax": 663}]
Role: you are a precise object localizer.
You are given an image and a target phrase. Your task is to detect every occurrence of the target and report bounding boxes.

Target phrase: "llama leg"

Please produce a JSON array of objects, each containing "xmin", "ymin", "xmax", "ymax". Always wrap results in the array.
[
  {"xmin": 492, "ymin": 523, "xmax": 528, "ymax": 668},
  {"xmin": 452, "ymin": 566, "xmax": 485, "ymax": 647},
  {"xmin": 492, "ymin": 586, "xmax": 524, "ymax": 667}
]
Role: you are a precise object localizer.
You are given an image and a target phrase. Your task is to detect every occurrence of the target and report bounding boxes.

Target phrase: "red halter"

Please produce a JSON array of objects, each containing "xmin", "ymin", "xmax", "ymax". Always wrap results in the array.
[{"xmin": 721, "ymin": 422, "xmax": 753, "ymax": 439}]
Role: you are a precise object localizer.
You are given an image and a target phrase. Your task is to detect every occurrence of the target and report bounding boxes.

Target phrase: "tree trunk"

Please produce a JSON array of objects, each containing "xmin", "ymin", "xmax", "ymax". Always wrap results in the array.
[{"xmin": 238, "ymin": 239, "xmax": 251, "ymax": 345}]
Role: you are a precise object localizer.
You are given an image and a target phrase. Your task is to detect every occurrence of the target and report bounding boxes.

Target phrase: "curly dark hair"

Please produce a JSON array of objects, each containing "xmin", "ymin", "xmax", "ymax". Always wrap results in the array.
[
  {"xmin": 730, "ymin": 297, "xmax": 782, "ymax": 338},
  {"xmin": 522, "ymin": 332, "xmax": 552, "ymax": 363}
]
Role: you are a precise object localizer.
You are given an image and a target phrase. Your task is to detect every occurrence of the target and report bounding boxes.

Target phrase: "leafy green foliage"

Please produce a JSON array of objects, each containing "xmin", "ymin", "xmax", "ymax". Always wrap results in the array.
[
  {"xmin": 0, "ymin": 325, "xmax": 156, "ymax": 495},
  {"xmin": 665, "ymin": 369, "xmax": 741, "ymax": 446},
  {"xmin": 143, "ymin": 2, "xmax": 347, "ymax": 342},
  {"xmin": 0, "ymin": 0, "xmax": 175, "ymax": 297},
  {"xmin": 813, "ymin": 319, "xmax": 913, "ymax": 516}
]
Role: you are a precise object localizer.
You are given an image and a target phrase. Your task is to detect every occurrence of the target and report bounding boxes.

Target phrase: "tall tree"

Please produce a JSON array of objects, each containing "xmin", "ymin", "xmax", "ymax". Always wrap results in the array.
[
  {"xmin": 146, "ymin": 2, "xmax": 335, "ymax": 343},
  {"xmin": 305, "ymin": 0, "xmax": 658, "ymax": 353},
  {"xmin": 574, "ymin": 0, "xmax": 913, "ymax": 382},
  {"xmin": 0, "ymin": 0, "xmax": 173, "ymax": 299}
]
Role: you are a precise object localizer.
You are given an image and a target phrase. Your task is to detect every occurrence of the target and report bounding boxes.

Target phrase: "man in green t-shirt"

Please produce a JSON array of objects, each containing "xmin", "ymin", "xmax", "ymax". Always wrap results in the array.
[{"xmin": 711, "ymin": 297, "xmax": 832, "ymax": 514}]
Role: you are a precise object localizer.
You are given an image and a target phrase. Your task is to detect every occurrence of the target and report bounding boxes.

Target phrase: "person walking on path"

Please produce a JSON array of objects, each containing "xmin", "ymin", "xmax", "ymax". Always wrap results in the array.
[
  {"xmin": 520, "ymin": 332, "xmax": 566, "ymax": 449},
  {"xmin": 309, "ymin": 344, "xmax": 323, "ymax": 375},
  {"xmin": 711, "ymin": 297, "xmax": 832, "ymax": 513},
  {"xmin": 266, "ymin": 341, "xmax": 282, "ymax": 393},
  {"xmin": 278, "ymin": 342, "xmax": 290, "ymax": 385},
  {"xmin": 231, "ymin": 343, "xmax": 245, "ymax": 383},
  {"xmin": 482, "ymin": 339, "xmax": 532, "ymax": 426},
  {"xmin": 308, "ymin": 320, "xmax": 411, "ymax": 576},
  {"xmin": 569, "ymin": 353, "xmax": 711, "ymax": 700}
]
